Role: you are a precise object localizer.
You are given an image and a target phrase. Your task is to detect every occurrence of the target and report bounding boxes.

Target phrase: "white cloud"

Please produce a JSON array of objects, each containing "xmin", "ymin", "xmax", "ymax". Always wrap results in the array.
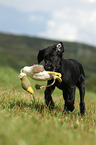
[
  {"xmin": 0, "ymin": 0, "xmax": 96, "ymax": 45},
  {"xmin": 38, "ymin": 21, "xmax": 77, "ymax": 41},
  {"xmin": 0, "ymin": 0, "xmax": 61, "ymax": 12},
  {"xmin": 29, "ymin": 15, "xmax": 44, "ymax": 22},
  {"xmin": 0, "ymin": 0, "xmax": 38, "ymax": 12},
  {"xmin": 38, "ymin": 7, "xmax": 96, "ymax": 45},
  {"xmin": 1, "ymin": 0, "xmax": 95, "ymax": 12},
  {"xmin": 47, "ymin": 20, "xmax": 56, "ymax": 27},
  {"xmin": 89, "ymin": 10, "xmax": 96, "ymax": 23},
  {"xmin": 83, "ymin": 0, "xmax": 96, "ymax": 2}
]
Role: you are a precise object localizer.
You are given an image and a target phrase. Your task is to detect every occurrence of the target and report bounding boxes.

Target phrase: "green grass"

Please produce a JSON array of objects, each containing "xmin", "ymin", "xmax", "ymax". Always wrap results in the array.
[
  {"xmin": 0, "ymin": 67, "xmax": 96, "ymax": 145},
  {"xmin": 0, "ymin": 32, "xmax": 96, "ymax": 144}
]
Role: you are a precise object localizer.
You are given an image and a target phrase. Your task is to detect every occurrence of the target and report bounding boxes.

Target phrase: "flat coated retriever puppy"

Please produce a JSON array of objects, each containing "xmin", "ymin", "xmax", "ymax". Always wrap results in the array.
[{"xmin": 37, "ymin": 42, "xmax": 85, "ymax": 115}]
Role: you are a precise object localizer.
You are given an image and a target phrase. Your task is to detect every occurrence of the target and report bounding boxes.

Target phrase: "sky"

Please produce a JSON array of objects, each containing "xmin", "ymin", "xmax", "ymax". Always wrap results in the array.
[{"xmin": 0, "ymin": 0, "xmax": 96, "ymax": 46}]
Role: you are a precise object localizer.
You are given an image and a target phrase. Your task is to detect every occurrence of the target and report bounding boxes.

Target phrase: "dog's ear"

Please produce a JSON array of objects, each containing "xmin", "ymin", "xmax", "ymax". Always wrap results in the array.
[
  {"xmin": 37, "ymin": 49, "xmax": 45, "ymax": 63},
  {"xmin": 56, "ymin": 42, "xmax": 64, "ymax": 55}
]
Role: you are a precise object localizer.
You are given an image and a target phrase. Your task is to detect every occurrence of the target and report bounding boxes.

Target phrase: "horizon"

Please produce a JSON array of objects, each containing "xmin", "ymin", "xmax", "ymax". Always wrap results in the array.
[{"xmin": 0, "ymin": 31, "xmax": 96, "ymax": 47}]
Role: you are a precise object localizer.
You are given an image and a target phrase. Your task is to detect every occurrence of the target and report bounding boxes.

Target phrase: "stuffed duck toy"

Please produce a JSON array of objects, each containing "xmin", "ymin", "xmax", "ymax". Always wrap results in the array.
[{"xmin": 19, "ymin": 64, "xmax": 62, "ymax": 95}]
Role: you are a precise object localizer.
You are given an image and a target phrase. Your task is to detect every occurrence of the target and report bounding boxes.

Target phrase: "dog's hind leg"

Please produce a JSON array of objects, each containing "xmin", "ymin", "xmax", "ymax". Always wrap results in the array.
[
  {"xmin": 77, "ymin": 75, "xmax": 85, "ymax": 115},
  {"xmin": 44, "ymin": 80, "xmax": 55, "ymax": 109}
]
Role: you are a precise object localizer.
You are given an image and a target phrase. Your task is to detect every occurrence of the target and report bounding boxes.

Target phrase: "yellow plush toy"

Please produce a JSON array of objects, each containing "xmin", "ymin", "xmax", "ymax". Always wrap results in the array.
[{"xmin": 19, "ymin": 65, "xmax": 62, "ymax": 95}]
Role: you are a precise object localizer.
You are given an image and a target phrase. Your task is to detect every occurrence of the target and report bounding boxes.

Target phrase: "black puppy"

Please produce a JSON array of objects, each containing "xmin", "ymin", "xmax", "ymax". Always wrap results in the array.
[{"xmin": 37, "ymin": 42, "xmax": 85, "ymax": 115}]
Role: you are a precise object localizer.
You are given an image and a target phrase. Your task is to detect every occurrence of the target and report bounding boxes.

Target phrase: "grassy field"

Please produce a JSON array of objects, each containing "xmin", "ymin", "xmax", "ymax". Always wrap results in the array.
[
  {"xmin": 0, "ymin": 66, "xmax": 96, "ymax": 145},
  {"xmin": 0, "ymin": 33, "xmax": 96, "ymax": 145}
]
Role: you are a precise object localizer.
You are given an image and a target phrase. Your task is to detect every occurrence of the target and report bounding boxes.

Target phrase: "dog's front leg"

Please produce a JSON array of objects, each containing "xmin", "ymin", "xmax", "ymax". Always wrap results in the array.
[
  {"xmin": 44, "ymin": 80, "xmax": 55, "ymax": 109},
  {"xmin": 67, "ymin": 88, "xmax": 76, "ymax": 112},
  {"xmin": 63, "ymin": 87, "xmax": 76, "ymax": 113},
  {"xmin": 63, "ymin": 89, "xmax": 69, "ymax": 113}
]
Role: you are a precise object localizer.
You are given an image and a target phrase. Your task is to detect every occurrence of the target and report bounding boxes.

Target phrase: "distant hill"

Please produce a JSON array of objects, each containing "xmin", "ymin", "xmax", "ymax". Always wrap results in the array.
[{"xmin": 0, "ymin": 32, "xmax": 96, "ymax": 92}]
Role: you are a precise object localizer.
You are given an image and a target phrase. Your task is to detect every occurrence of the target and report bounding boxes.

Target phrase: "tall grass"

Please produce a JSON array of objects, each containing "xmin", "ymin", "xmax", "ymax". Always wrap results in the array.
[
  {"xmin": 0, "ymin": 66, "xmax": 96, "ymax": 145},
  {"xmin": 0, "ymin": 87, "xmax": 96, "ymax": 145}
]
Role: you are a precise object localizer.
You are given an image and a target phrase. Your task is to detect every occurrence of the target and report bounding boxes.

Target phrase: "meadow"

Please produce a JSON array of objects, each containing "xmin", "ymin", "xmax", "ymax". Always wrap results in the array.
[
  {"xmin": 0, "ymin": 33, "xmax": 96, "ymax": 145},
  {"xmin": 0, "ymin": 66, "xmax": 96, "ymax": 145}
]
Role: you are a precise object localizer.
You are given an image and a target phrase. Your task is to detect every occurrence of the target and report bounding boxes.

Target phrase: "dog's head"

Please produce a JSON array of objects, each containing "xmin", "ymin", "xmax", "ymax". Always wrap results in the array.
[{"xmin": 37, "ymin": 42, "xmax": 64, "ymax": 71}]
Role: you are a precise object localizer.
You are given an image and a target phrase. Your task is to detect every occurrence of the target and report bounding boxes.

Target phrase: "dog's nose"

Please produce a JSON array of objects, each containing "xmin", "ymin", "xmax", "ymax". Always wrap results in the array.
[{"xmin": 44, "ymin": 66, "xmax": 52, "ymax": 71}]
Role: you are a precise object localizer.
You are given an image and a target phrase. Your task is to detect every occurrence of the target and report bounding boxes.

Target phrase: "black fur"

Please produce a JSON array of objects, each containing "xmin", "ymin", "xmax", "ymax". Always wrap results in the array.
[{"xmin": 37, "ymin": 42, "xmax": 85, "ymax": 115}]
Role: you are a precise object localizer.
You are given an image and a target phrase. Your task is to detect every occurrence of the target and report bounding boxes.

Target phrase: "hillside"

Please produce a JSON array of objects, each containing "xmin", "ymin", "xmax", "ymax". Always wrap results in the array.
[{"xmin": 0, "ymin": 32, "xmax": 96, "ymax": 92}]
